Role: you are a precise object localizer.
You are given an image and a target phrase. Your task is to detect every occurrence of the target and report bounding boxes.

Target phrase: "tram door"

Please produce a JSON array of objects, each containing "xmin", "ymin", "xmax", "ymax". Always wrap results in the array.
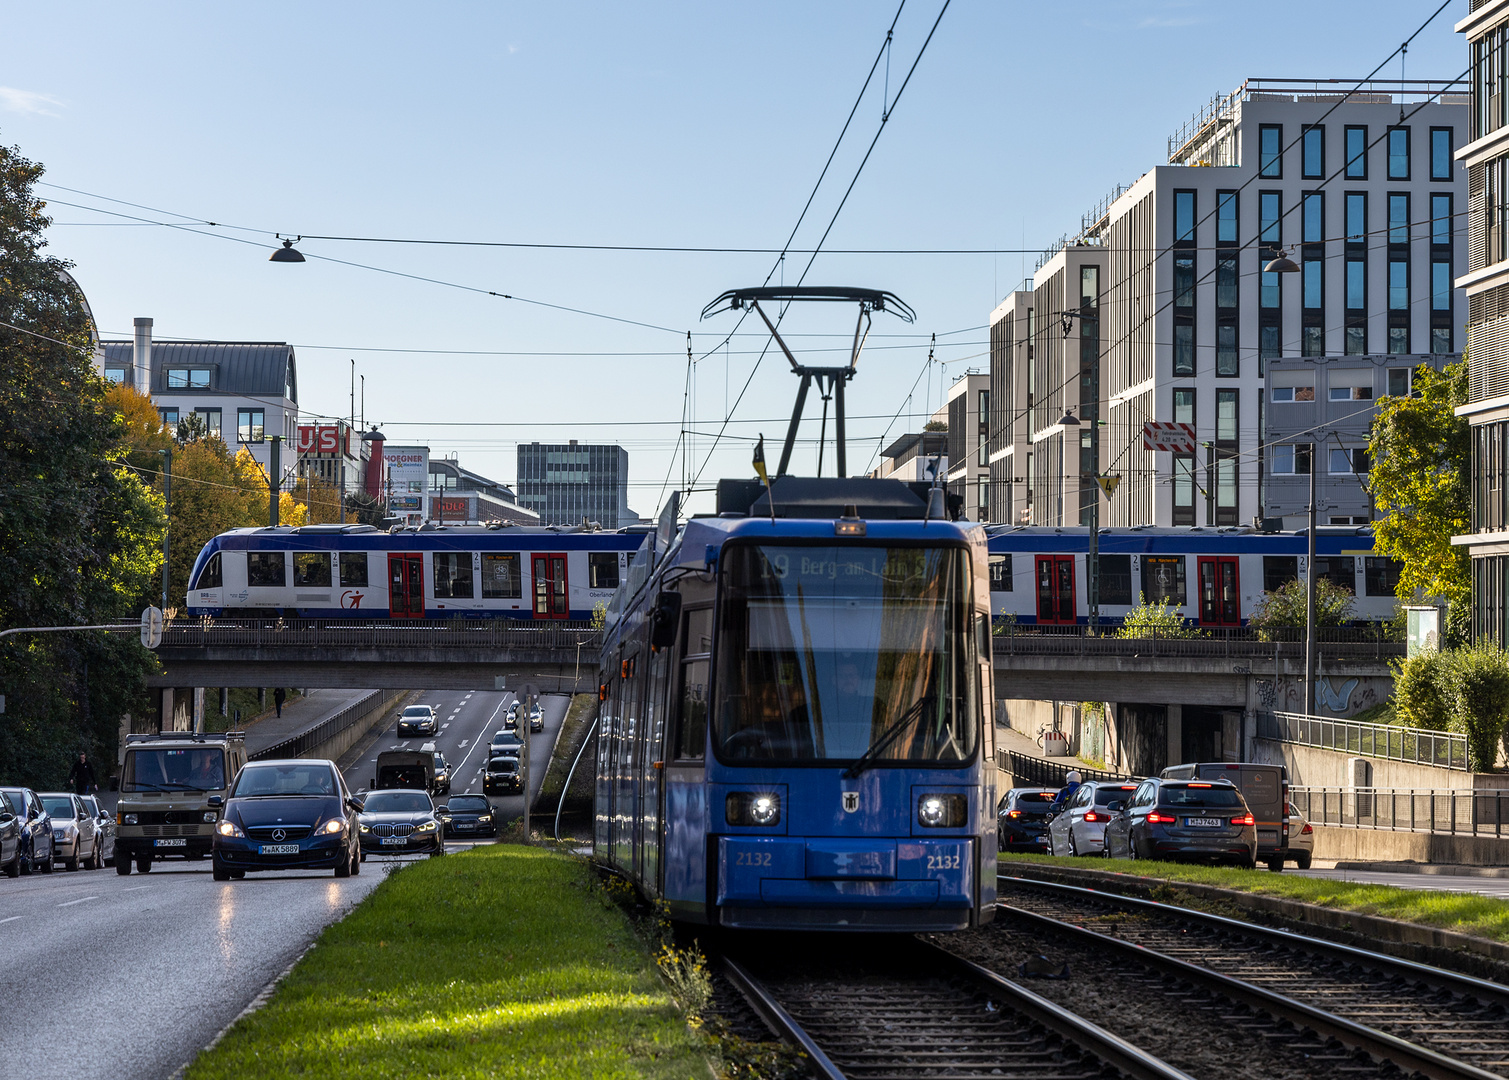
[
  {"xmin": 532, "ymin": 553, "xmax": 569, "ymax": 619},
  {"xmin": 1035, "ymin": 556, "xmax": 1076, "ymax": 625},
  {"xmin": 387, "ymin": 554, "xmax": 424, "ymax": 618},
  {"xmin": 1197, "ymin": 556, "xmax": 1241, "ymax": 626}
]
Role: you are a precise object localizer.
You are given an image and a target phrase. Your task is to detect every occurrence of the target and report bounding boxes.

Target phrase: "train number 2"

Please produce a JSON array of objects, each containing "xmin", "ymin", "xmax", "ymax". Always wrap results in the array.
[
  {"xmin": 735, "ymin": 852, "xmax": 773, "ymax": 867},
  {"xmin": 926, "ymin": 853, "xmax": 961, "ymax": 872}
]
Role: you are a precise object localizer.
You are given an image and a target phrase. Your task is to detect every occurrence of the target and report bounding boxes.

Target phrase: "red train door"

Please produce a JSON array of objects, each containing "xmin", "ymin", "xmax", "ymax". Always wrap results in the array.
[
  {"xmin": 1035, "ymin": 555, "xmax": 1076, "ymax": 625},
  {"xmin": 388, "ymin": 554, "xmax": 424, "ymax": 618},
  {"xmin": 532, "ymin": 553, "xmax": 569, "ymax": 619},
  {"xmin": 1197, "ymin": 556, "xmax": 1241, "ymax": 626}
]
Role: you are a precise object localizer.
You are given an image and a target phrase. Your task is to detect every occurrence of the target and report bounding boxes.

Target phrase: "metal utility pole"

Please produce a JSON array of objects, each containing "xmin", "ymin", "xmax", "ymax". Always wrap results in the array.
[
  {"xmin": 1304, "ymin": 443, "xmax": 1318, "ymax": 716},
  {"xmin": 160, "ymin": 447, "xmax": 172, "ymax": 611},
  {"xmin": 268, "ymin": 436, "xmax": 283, "ymax": 527},
  {"xmin": 1086, "ymin": 319, "xmax": 1100, "ymax": 631}
]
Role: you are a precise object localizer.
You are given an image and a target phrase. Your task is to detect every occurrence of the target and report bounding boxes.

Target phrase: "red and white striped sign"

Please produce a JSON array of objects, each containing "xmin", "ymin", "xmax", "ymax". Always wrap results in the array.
[{"xmin": 1142, "ymin": 422, "xmax": 1197, "ymax": 454}]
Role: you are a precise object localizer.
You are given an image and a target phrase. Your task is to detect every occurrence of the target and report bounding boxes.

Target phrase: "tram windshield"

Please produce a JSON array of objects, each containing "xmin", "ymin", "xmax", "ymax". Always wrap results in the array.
[{"xmin": 714, "ymin": 544, "xmax": 980, "ymax": 766}]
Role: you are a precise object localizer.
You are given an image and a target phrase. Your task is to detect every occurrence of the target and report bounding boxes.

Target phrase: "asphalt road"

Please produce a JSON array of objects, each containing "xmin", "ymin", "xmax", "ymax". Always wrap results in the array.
[
  {"xmin": 1293, "ymin": 864, "xmax": 1509, "ymax": 899},
  {"xmin": 0, "ymin": 689, "xmax": 569, "ymax": 1080}
]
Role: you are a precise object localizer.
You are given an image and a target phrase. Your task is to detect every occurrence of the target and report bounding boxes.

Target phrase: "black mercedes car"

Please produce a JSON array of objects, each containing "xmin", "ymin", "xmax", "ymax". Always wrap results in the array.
[
  {"xmin": 996, "ymin": 787, "xmax": 1058, "ymax": 852},
  {"xmin": 210, "ymin": 759, "xmax": 361, "ymax": 880},
  {"xmin": 356, "ymin": 789, "xmax": 446, "ymax": 859},
  {"xmin": 440, "ymin": 793, "xmax": 496, "ymax": 838},
  {"xmin": 483, "ymin": 757, "xmax": 523, "ymax": 796}
]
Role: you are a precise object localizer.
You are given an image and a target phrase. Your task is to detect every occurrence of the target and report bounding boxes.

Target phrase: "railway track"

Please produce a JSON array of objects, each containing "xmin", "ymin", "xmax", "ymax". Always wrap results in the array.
[{"xmin": 994, "ymin": 874, "xmax": 1509, "ymax": 1080}]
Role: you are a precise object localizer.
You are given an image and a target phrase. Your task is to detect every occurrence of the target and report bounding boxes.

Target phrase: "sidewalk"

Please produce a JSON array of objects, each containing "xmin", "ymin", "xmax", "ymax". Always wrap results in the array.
[{"xmin": 240, "ymin": 689, "xmax": 378, "ymax": 757}]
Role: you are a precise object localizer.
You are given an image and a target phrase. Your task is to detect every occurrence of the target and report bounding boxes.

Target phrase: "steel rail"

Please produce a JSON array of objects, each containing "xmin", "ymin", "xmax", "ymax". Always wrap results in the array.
[{"xmin": 720, "ymin": 956, "xmax": 846, "ymax": 1080}]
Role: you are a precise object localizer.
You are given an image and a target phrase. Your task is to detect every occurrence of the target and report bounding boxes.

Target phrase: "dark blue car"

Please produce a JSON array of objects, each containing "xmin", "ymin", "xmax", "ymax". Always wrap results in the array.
[
  {"xmin": 210, "ymin": 759, "xmax": 361, "ymax": 880},
  {"xmin": 0, "ymin": 787, "xmax": 54, "ymax": 875}
]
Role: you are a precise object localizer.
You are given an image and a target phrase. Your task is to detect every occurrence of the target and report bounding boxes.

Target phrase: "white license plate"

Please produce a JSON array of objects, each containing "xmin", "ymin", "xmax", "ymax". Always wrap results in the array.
[
  {"xmin": 1184, "ymin": 818, "xmax": 1223, "ymax": 828},
  {"xmin": 380, "ymin": 837, "xmax": 407, "ymax": 846},
  {"xmin": 259, "ymin": 843, "xmax": 300, "ymax": 855},
  {"xmin": 454, "ymin": 823, "xmax": 474, "ymax": 830},
  {"xmin": 154, "ymin": 838, "xmax": 187, "ymax": 848}
]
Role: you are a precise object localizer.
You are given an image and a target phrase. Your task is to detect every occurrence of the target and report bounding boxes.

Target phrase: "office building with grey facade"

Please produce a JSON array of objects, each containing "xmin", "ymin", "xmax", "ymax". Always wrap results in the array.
[{"xmin": 515, "ymin": 441, "xmax": 637, "ymax": 527}]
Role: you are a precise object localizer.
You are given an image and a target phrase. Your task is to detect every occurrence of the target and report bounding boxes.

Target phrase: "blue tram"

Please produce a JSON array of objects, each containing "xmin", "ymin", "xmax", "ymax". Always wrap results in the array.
[
  {"xmin": 183, "ymin": 524, "xmax": 646, "ymax": 620},
  {"xmin": 593, "ymin": 478, "xmax": 997, "ymax": 931},
  {"xmin": 985, "ymin": 525, "xmax": 1397, "ymax": 627}
]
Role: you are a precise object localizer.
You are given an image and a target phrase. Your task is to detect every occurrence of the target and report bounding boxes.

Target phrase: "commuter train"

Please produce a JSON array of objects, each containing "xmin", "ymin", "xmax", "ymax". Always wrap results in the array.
[
  {"xmin": 183, "ymin": 524, "xmax": 647, "ymax": 620},
  {"xmin": 985, "ymin": 525, "xmax": 1398, "ymax": 627},
  {"xmin": 594, "ymin": 477, "xmax": 997, "ymax": 932}
]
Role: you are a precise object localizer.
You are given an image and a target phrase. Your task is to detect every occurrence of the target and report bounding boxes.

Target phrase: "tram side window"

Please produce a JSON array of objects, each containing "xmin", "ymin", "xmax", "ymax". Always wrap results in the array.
[
  {"xmin": 433, "ymin": 552, "xmax": 474, "ymax": 599},
  {"xmin": 481, "ymin": 553, "xmax": 521, "ymax": 598},
  {"xmin": 339, "ymin": 552, "xmax": 368, "ymax": 587},
  {"xmin": 1099, "ymin": 555, "xmax": 1132, "ymax": 605},
  {"xmin": 247, "ymin": 552, "xmax": 285, "ymax": 587},
  {"xmin": 588, "ymin": 552, "xmax": 620, "ymax": 590},
  {"xmin": 1263, "ymin": 556, "xmax": 1299, "ymax": 592},
  {"xmin": 1140, "ymin": 556, "xmax": 1186, "ymax": 606},
  {"xmin": 193, "ymin": 553, "xmax": 222, "ymax": 589},
  {"xmin": 294, "ymin": 552, "xmax": 331, "ymax": 588},
  {"xmin": 675, "ymin": 608, "xmax": 713, "ymax": 760},
  {"xmin": 988, "ymin": 554, "xmax": 1011, "ymax": 592}
]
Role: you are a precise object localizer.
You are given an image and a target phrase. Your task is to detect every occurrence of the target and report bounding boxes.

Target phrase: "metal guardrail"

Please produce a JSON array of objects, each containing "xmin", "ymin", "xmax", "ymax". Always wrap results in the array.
[
  {"xmin": 1259, "ymin": 710, "xmax": 1468, "ymax": 771},
  {"xmin": 992, "ymin": 623, "xmax": 1403, "ymax": 661},
  {"xmin": 160, "ymin": 618, "xmax": 601, "ymax": 651},
  {"xmin": 249, "ymin": 689, "xmax": 403, "ymax": 761},
  {"xmin": 1292, "ymin": 785, "xmax": 1509, "ymax": 837},
  {"xmin": 1000, "ymin": 750, "xmax": 1134, "ymax": 789}
]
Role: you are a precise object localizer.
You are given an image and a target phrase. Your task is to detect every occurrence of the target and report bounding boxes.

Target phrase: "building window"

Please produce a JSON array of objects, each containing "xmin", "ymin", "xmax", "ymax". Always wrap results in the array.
[
  {"xmin": 1345, "ymin": 259, "xmax": 1366, "ymax": 310},
  {"xmin": 339, "ymin": 552, "xmax": 369, "ymax": 588},
  {"xmin": 1213, "ymin": 254, "xmax": 1236, "ymax": 310},
  {"xmin": 1329, "ymin": 447, "xmax": 1370, "ymax": 474},
  {"xmin": 1345, "ymin": 192, "xmax": 1366, "ymax": 241},
  {"xmin": 1303, "ymin": 258, "xmax": 1323, "ymax": 310},
  {"xmin": 1216, "ymin": 191, "xmax": 1237, "ymax": 243},
  {"xmin": 978, "ymin": 477, "xmax": 989, "ymax": 520},
  {"xmin": 977, "ymin": 388, "xmax": 990, "ymax": 468},
  {"xmin": 165, "ymin": 368, "xmax": 211, "ymax": 389},
  {"xmin": 1173, "ymin": 455, "xmax": 1195, "ymax": 525},
  {"xmin": 195, "ymin": 407, "xmax": 221, "ymax": 437},
  {"xmin": 1303, "ymin": 257, "xmax": 1324, "ymax": 357},
  {"xmin": 1345, "ymin": 125, "xmax": 1367, "ymax": 179},
  {"xmin": 1260, "ymin": 271, "xmax": 1280, "ymax": 310},
  {"xmin": 1273, "ymin": 443, "xmax": 1312, "ymax": 474},
  {"xmin": 1271, "ymin": 385, "xmax": 1315, "ymax": 403},
  {"xmin": 1215, "ymin": 390, "xmax": 1237, "ymax": 440},
  {"xmin": 1302, "ymin": 125, "xmax": 1324, "ymax": 178},
  {"xmin": 1259, "ymin": 124, "xmax": 1282, "ymax": 177},
  {"xmin": 1174, "ymin": 190, "xmax": 1196, "ymax": 242},
  {"xmin": 158, "ymin": 407, "xmax": 179, "ymax": 428},
  {"xmin": 1259, "ymin": 324, "xmax": 1280, "ymax": 361},
  {"xmin": 1173, "ymin": 323, "xmax": 1195, "ymax": 376},
  {"xmin": 482, "ymin": 553, "xmax": 521, "ymax": 598},
  {"xmin": 1432, "ymin": 193, "xmax": 1453, "ymax": 246},
  {"xmin": 1388, "ymin": 193, "xmax": 1410, "ymax": 244},
  {"xmin": 1259, "ymin": 192, "xmax": 1281, "ymax": 246},
  {"xmin": 1330, "ymin": 384, "xmax": 1373, "ymax": 401},
  {"xmin": 1431, "ymin": 127, "xmax": 1453, "ymax": 181},
  {"xmin": 1302, "ymin": 192, "xmax": 1323, "ymax": 243},
  {"xmin": 1173, "ymin": 254, "xmax": 1195, "ymax": 375},
  {"xmin": 1388, "ymin": 260, "xmax": 1409, "ymax": 354},
  {"xmin": 1215, "ymin": 455, "xmax": 1238, "ymax": 524},
  {"xmin": 587, "ymin": 552, "xmax": 619, "ymax": 590},
  {"xmin": 1216, "ymin": 324, "xmax": 1238, "ymax": 376},
  {"xmin": 1388, "ymin": 368, "xmax": 1412, "ymax": 397},
  {"xmin": 237, "ymin": 408, "xmax": 265, "ymax": 443},
  {"xmin": 1387, "ymin": 127, "xmax": 1409, "ymax": 180},
  {"xmin": 105, "ymin": 367, "xmax": 127, "ymax": 384},
  {"xmin": 432, "ymin": 552, "xmax": 474, "ymax": 599},
  {"xmin": 1173, "ymin": 387, "xmax": 1195, "ymax": 425}
]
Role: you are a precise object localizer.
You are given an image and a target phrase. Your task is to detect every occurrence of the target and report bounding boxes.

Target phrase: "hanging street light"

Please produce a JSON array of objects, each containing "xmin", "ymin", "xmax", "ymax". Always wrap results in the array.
[{"xmin": 270, "ymin": 235, "xmax": 305, "ymax": 263}]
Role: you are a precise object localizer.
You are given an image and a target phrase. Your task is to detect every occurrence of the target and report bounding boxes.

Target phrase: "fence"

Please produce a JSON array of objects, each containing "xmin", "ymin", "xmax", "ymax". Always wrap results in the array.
[
  {"xmin": 1257, "ymin": 710, "xmax": 1468, "ymax": 771},
  {"xmin": 162, "ymin": 618, "xmax": 601, "ymax": 651},
  {"xmin": 1292, "ymin": 785, "xmax": 1509, "ymax": 837},
  {"xmin": 1001, "ymin": 750, "xmax": 1134, "ymax": 789},
  {"xmin": 249, "ymin": 690, "xmax": 404, "ymax": 761},
  {"xmin": 991, "ymin": 623, "xmax": 1403, "ymax": 661}
]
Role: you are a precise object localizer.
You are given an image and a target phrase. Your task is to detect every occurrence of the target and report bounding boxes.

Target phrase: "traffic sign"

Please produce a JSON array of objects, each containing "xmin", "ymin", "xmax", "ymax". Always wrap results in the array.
[
  {"xmin": 1142, "ymin": 422, "xmax": 1197, "ymax": 454},
  {"xmin": 140, "ymin": 606, "xmax": 163, "ymax": 650},
  {"xmin": 1097, "ymin": 475, "xmax": 1122, "ymax": 498}
]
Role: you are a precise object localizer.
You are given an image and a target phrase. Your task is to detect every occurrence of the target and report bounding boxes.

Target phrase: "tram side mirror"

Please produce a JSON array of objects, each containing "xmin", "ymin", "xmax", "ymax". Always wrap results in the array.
[{"xmin": 649, "ymin": 591, "xmax": 682, "ymax": 652}]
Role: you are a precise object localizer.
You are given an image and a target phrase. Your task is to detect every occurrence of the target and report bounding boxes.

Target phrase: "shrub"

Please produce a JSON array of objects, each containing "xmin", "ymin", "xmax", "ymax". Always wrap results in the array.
[
  {"xmin": 1115, "ymin": 595, "xmax": 1201, "ymax": 639},
  {"xmin": 1248, "ymin": 578, "xmax": 1356, "ymax": 633},
  {"xmin": 1392, "ymin": 649, "xmax": 1452, "ymax": 732},
  {"xmin": 1442, "ymin": 644, "xmax": 1509, "ymax": 772}
]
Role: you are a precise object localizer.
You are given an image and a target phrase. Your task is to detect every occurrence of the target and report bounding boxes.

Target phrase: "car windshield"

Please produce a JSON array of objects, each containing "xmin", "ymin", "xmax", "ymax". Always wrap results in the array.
[
  {"xmin": 402, "ymin": 707, "xmax": 431, "ymax": 717},
  {"xmin": 362, "ymin": 792, "xmax": 431, "ymax": 813},
  {"xmin": 449, "ymin": 796, "xmax": 489, "ymax": 811},
  {"xmin": 40, "ymin": 796, "xmax": 74, "ymax": 818},
  {"xmin": 1162, "ymin": 786, "xmax": 1243, "ymax": 808},
  {"xmin": 1095, "ymin": 786, "xmax": 1139, "ymax": 805},
  {"xmin": 714, "ymin": 544, "xmax": 981, "ymax": 765},
  {"xmin": 232, "ymin": 764, "xmax": 336, "ymax": 798},
  {"xmin": 122, "ymin": 748, "xmax": 226, "ymax": 792},
  {"xmin": 488, "ymin": 758, "xmax": 518, "ymax": 773}
]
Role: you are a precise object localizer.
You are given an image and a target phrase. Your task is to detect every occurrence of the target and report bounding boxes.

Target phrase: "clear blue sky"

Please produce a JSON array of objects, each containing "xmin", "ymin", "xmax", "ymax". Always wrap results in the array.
[{"xmin": 1, "ymin": 1, "xmax": 1467, "ymax": 516}]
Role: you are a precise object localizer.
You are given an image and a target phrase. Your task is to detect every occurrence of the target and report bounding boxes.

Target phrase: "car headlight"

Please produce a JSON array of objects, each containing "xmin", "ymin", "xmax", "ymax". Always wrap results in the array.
[
  {"xmin": 202, "ymin": 811, "xmax": 218, "ymax": 823},
  {"xmin": 478, "ymin": 814, "xmax": 492, "ymax": 823},
  {"xmin": 120, "ymin": 813, "xmax": 138, "ymax": 825},
  {"xmin": 726, "ymin": 792, "xmax": 781, "ymax": 827},
  {"xmin": 415, "ymin": 820, "xmax": 438, "ymax": 833},
  {"xmin": 358, "ymin": 823, "xmax": 371, "ymax": 834},
  {"xmin": 320, "ymin": 818, "xmax": 346, "ymax": 834},
  {"xmin": 216, "ymin": 820, "xmax": 244, "ymax": 837},
  {"xmin": 917, "ymin": 794, "xmax": 967, "ymax": 828}
]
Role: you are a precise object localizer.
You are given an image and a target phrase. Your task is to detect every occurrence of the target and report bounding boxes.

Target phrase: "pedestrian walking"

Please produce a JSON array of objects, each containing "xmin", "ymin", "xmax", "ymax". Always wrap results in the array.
[
  {"xmin": 274, "ymin": 687, "xmax": 286, "ymax": 717},
  {"xmin": 67, "ymin": 751, "xmax": 98, "ymax": 795}
]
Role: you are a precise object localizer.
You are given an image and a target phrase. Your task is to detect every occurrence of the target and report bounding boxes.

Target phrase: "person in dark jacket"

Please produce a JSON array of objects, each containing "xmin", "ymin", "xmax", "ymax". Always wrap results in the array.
[
  {"xmin": 274, "ymin": 687, "xmax": 286, "ymax": 717},
  {"xmin": 67, "ymin": 752, "xmax": 98, "ymax": 795},
  {"xmin": 1048, "ymin": 770, "xmax": 1083, "ymax": 815}
]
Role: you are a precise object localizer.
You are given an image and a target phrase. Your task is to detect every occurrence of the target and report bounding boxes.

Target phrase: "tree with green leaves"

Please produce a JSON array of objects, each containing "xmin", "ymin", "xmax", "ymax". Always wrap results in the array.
[
  {"xmin": 1247, "ymin": 578, "xmax": 1356, "ymax": 636},
  {"xmin": 0, "ymin": 138, "xmax": 165, "ymax": 788},
  {"xmin": 1368, "ymin": 358, "xmax": 1471, "ymax": 644}
]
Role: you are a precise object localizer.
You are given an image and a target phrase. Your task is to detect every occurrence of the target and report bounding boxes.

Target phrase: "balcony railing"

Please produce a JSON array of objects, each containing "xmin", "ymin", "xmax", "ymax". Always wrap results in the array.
[
  {"xmin": 1259, "ymin": 710, "xmax": 1467, "ymax": 771},
  {"xmin": 1292, "ymin": 786, "xmax": 1509, "ymax": 836}
]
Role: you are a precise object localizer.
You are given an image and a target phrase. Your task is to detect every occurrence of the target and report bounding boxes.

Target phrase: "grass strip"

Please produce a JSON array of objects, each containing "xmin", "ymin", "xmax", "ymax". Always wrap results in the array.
[
  {"xmin": 187, "ymin": 845, "xmax": 709, "ymax": 1080},
  {"xmin": 1000, "ymin": 852, "xmax": 1509, "ymax": 943},
  {"xmin": 534, "ymin": 692, "xmax": 598, "ymax": 819}
]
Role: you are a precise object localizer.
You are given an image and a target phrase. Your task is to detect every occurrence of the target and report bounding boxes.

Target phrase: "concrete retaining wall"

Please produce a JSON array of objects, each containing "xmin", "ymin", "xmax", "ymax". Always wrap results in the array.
[
  {"xmin": 1312, "ymin": 824, "xmax": 1509, "ymax": 866},
  {"xmin": 309, "ymin": 691, "xmax": 415, "ymax": 765},
  {"xmin": 1252, "ymin": 739, "xmax": 1479, "ymax": 790}
]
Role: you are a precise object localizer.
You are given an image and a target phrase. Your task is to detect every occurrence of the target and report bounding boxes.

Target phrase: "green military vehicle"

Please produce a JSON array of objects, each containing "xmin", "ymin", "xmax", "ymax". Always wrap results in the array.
[{"xmin": 114, "ymin": 731, "xmax": 247, "ymax": 874}]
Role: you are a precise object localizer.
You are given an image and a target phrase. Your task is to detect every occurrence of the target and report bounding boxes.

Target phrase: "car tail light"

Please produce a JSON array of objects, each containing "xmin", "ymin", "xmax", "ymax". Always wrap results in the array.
[
  {"xmin": 1230, "ymin": 813, "xmax": 1255, "ymax": 826},
  {"xmin": 1008, "ymin": 810, "xmax": 1022, "ymax": 819},
  {"xmin": 1146, "ymin": 812, "xmax": 1177, "ymax": 824},
  {"xmin": 1301, "ymin": 823, "xmax": 1313, "ymax": 835},
  {"xmin": 1082, "ymin": 811, "xmax": 1101, "ymax": 823}
]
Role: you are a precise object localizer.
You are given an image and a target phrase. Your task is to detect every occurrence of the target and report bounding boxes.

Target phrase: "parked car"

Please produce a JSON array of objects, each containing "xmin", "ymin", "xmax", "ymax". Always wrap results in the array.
[
  {"xmin": 1104, "ymin": 778, "xmax": 1257, "ymax": 868},
  {"xmin": 423, "ymin": 743, "xmax": 451, "ymax": 796},
  {"xmin": 528, "ymin": 704, "xmax": 543, "ymax": 733},
  {"xmin": 357, "ymin": 789, "xmax": 446, "ymax": 860},
  {"xmin": 210, "ymin": 759, "xmax": 362, "ymax": 880},
  {"xmin": 489, "ymin": 731, "xmax": 524, "ymax": 760},
  {"xmin": 79, "ymin": 794, "xmax": 115, "ymax": 868},
  {"xmin": 483, "ymin": 757, "xmax": 523, "ymax": 796},
  {"xmin": 1161, "ymin": 762, "xmax": 1288, "ymax": 871},
  {"xmin": 0, "ymin": 790, "xmax": 23, "ymax": 878},
  {"xmin": 997, "ymin": 788, "xmax": 1057, "ymax": 852},
  {"xmin": 503, "ymin": 702, "xmax": 519, "ymax": 730},
  {"xmin": 0, "ymin": 787, "xmax": 54, "ymax": 875},
  {"xmin": 38, "ymin": 792, "xmax": 98, "ymax": 872},
  {"xmin": 397, "ymin": 705, "xmax": 438, "ymax": 738},
  {"xmin": 1285, "ymin": 801, "xmax": 1314, "ymax": 870},
  {"xmin": 1047, "ymin": 780, "xmax": 1141, "ymax": 857},
  {"xmin": 441, "ymin": 793, "xmax": 497, "ymax": 838}
]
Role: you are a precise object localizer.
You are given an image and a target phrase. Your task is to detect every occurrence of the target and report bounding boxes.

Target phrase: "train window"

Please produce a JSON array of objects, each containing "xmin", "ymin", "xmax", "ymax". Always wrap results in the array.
[
  {"xmin": 676, "ymin": 657, "xmax": 708, "ymax": 760},
  {"xmin": 433, "ymin": 552, "xmax": 474, "ymax": 599},
  {"xmin": 1099, "ymin": 555, "xmax": 1132, "ymax": 605},
  {"xmin": 246, "ymin": 552, "xmax": 285, "ymax": 587},
  {"xmin": 294, "ymin": 552, "xmax": 331, "ymax": 588},
  {"xmin": 1263, "ymin": 556, "xmax": 1299, "ymax": 592},
  {"xmin": 1314, "ymin": 556, "xmax": 1357, "ymax": 593},
  {"xmin": 588, "ymin": 552, "xmax": 620, "ymax": 590},
  {"xmin": 481, "ymin": 553, "xmax": 521, "ymax": 598},
  {"xmin": 193, "ymin": 553, "xmax": 222, "ymax": 590},
  {"xmin": 988, "ymin": 553, "xmax": 1011, "ymax": 592},
  {"xmin": 1140, "ymin": 556, "xmax": 1186, "ymax": 607},
  {"xmin": 339, "ymin": 552, "xmax": 368, "ymax": 588},
  {"xmin": 1365, "ymin": 557, "xmax": 1402, "ymax": 596}
]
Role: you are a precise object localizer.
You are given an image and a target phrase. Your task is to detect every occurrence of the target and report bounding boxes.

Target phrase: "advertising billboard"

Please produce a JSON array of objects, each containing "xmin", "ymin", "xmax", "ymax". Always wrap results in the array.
[
  {"xmin": 383, "ymin": 445, "xmax": 430, "ymax": 524},
  {"xmin": 434, "ymin": 494, "xmax": 476, "ymax": 523},
  {"xmin": 296, "ymin": 424, "xmax": 351, "ymax": 456}
]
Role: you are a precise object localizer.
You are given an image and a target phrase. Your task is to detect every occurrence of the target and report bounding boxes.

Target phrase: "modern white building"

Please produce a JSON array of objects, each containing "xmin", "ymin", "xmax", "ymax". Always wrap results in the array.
[{"xmin": 945, "ymin": 372, "xmax": 991, "ymax": 522}]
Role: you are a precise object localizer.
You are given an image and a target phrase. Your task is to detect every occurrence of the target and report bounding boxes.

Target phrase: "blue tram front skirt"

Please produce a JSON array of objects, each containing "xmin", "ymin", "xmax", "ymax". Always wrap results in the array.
[{"xmin": 716, "ymin": 836, "xmax": 974, "ymax": 931}]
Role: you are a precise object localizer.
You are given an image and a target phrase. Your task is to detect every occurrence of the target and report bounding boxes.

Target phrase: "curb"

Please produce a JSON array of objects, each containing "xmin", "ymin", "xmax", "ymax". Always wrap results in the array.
[{"xmin": 1334, "ymin": 860, "xmax": 1509, "ymax": 879}]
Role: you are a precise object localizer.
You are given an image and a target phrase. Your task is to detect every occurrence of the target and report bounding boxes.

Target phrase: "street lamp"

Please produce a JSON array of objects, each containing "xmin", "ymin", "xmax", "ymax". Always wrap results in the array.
[
  {"xmin": 269, "ymin": 236, "xmax": 305, "ymax": 263},
  {"xmin": 1264, "ymin": 249, "xmax": 1300, "ymax": 274}
]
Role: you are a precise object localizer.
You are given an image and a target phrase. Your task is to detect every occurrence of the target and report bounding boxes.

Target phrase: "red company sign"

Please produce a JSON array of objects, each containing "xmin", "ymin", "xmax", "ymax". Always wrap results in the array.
[
  {"xmin": 435, "ymin": 496, "xmax": 471, "ymax": 522},
  {"xmin": 296, "ymin": 425, "xmax": 349, "ymax": 455}
]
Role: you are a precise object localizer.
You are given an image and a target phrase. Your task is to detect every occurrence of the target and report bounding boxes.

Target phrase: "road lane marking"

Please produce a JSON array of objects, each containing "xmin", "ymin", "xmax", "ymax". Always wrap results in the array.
[
  {"xmin": 0, "ymin": 915, "xmax": 22, "ymax": 924},
  {"xmin": 58, "ymin": 896, "xmax": 98, "ymax": 907},
  {"xmin": 123, "ymin": 885, "xmax": 153, "ymax": 892}
]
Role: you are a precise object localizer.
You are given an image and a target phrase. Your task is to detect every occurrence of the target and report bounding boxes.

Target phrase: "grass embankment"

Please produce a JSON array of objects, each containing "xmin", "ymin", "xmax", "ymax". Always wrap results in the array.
[
  {"xmin": 534, "ymin": 693, "xmax": 598, "ymax": 823},
  {"xmin": 1001, "ymin": 852, "xmax": 1509, "ymax": 943},
  {"xmin": 187, "ymin": 845, "xmax": 708, "ymax": 1080}
]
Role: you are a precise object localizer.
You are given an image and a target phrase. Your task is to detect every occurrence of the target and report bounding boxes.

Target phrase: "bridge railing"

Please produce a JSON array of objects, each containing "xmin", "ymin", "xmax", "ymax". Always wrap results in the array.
[
  {"xmin": 160, "ymin": 618, "xmax": 603, "ymax": 651},
  {"xmin": 250, "ymin": 689, "xmax": 404, "ymax": 761},
  {"xmin": 1257, "ymin": 710, "xmax": 1468, "ymax": 771},
  {"xmin": 1000, "ymin": 750, "xmax": 1135, "ymax": 789},
  {"xmin": 1292, "ymin": 785, "xmax": 1509, "ymax": 836},
  {"xmin": 991, "ymin": 623, "xmax": 1403, "ymax": 660}
]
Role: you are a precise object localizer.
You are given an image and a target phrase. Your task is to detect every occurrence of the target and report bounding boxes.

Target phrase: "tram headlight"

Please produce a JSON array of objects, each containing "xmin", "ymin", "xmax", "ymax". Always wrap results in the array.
[
  {"xmin": 917, "ymin": 794, "xmax": 967, "ymax": 828},
  {"xmin": 726, "ymin": 792, "xmax": 781, "ymax": 827}
]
